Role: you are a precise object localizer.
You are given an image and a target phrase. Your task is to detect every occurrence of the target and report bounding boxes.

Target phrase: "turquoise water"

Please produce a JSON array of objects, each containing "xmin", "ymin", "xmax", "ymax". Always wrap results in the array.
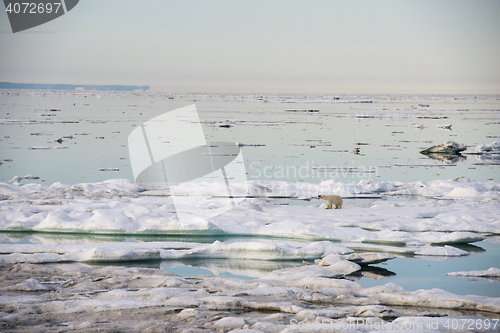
[
  {"xmin": 1, "ymin": 230, "xmax": 498, "ymax": 297},
  {"xmin": 356, "ymin": 240, "xmax": 500, "ymax": 297}
]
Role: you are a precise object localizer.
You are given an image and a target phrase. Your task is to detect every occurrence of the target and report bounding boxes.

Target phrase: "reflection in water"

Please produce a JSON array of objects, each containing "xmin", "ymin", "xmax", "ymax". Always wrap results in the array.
[
  {"xmin": 347, "ymin": 266, "xmax": 396, "ymax": 281},
  {"xmin": 160, "ymin": 259, "xmax": 303, "ymax": 279},
  {"xmin": 0, "ymin": 231, "xmax": 251, "ymax": 245},
  {"xmin": 451, "ymin": 243, "xmax": 486, "ymax": 254},
  {"xmin": 465, "ymin": 152, "xmax": 500, "ymax": 165},
  {"xmin": 420, "ymin": 153, "xmax": 467, "ymax": 164},
  {"xmin": 87, "ymin": 258, "xmax": 309, "ymax": 279},
  {"xmin": 1, "ymin": 231, "xmax": 498, "ymax": 297},
  {"xmin": 0, "ymin": 232, "xmax": 134, "ymax": 245}
]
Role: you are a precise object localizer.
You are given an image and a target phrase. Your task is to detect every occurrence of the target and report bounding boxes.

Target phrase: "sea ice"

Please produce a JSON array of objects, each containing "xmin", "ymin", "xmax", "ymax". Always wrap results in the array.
[
  {"xmin": 0, "ymin": 177, "xmax": 498, "ymax": 246},
  {"xmin": 446, "ymin": 267, "xmax": 500, "ymax": 278},
  {"xmin": 28, "ymin": 146, "xmax": 69, "ymax": 150},
  {"xmin": 0, "ymin": 240, "xmax": 355, "ymax": 264},
  {"xmin": 419, "ymin": 141, "xmax": 466, "ymax": 154},
  {"xmin": 2, "ymin": 261, "xmax": 498, "ymax": 332},
  {"xmin": 414, "ymin": 245, "xmax": 469, "ymax": 257},
  {"xmin": 469, "ymin": 140, "xmax": 500, "ymax": 154}
]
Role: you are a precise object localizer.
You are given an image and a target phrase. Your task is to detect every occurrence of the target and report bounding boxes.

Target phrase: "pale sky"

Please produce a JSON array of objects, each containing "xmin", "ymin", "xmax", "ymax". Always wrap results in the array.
[{"xmin": 1, "ymin": 0, "xmax": 499, "ymax": 94}]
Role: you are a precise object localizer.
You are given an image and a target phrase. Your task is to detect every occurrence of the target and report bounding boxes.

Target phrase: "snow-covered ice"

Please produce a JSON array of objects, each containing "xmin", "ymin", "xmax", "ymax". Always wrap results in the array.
[
  {"xmin": 0, "ymin": 177, "xmax": 498, "ymax": 242},
  {"xmin": 419, "ymin": 141, "xmax": 466, "ymax": 154},
  {"xmin": 468, "ymin": 141, "xmax": 500, "ymax": 154},
  {"xmin": 0, "ymin": 262, "xmax": 498, "ymax": 332},
  {"xmin": 0, "ymin": 176, "xmax": 499, "ymax": 331},
  {"xmin": 0, "ymin": 177, "xmax": 497, "ymax": 267},
  {"xmin": 461, "ymin": 140, "xmax": 500, "ymax": 166}
]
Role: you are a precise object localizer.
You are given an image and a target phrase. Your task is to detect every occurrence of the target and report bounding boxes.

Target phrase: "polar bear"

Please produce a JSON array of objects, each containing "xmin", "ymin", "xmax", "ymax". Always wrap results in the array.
[{"xmin": 318, "ymin": 195, "xmax": 342, "ymax": 209}]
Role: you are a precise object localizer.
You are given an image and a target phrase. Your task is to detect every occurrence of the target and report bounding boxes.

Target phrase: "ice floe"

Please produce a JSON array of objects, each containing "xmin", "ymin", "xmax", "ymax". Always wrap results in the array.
[
  {"xmin": 0, "ymin": 177, "xmax": 498, "ymax": 245},
  {"xmin": 469, "ymin": 141, "xmax": 500, "ymax": 154},
  {"xmin": 414, "ymin": 245, "xmax": 469, "ymax": 257},
  {"xmin": 0, "ymin": 240, "xmax": 361, "ymax": 264},
  {"xmin": 0, "ymin": 262, "xmax": 498, "ymax": 332},
  {"xmin": 419, "ymin": 141, "xmax": 466, "ymax": 154},
  {"xmin": 28, "ymin": 146, "xmax": 69, "ymax": 150},
  {"xmin": 447, "ymin": 267, "xmax": 500, "ymax": 278}
]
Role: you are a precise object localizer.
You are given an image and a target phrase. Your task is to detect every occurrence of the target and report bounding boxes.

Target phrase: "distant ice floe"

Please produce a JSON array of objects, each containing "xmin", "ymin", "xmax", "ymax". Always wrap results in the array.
[
  {"xmin": 472, "ymin": 140, "xmax": 500, "ymax": 154},
  {"xmin": 461, "ymin": 140, "xmax": 500, "ymax": 165},
  {"xmin": 447, "ymin": 267, "xmax": 500, "ymax": 278},
  {"xmin": 437, "ymin": 124, "xmax": 452, "ymax": 130},
  {"xmin": 463, "ymin": 140, "xmax": 500, "ymax": 158},
  {"xmin": 28, "ymin": 146, "xmax": 69, "ymax": 150},
  {"xmin": 419, "ymin": 141, "xmax": 466, "ymax": 154}
]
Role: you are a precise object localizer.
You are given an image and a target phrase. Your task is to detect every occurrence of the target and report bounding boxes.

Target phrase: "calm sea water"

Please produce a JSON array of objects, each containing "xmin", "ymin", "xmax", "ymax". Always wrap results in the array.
[{"xmin": 1, "ymin": 91, "xmax": 499, "ymax": 185}]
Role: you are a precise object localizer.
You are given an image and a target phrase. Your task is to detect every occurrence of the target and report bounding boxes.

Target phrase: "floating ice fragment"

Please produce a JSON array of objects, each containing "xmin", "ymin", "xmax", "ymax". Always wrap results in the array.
[
  {"xmin": 29, "ymin": 146, "xmax": 69, "ymax": 150},
  {"xmin": 419, "ymin": 141, "xmax": 466, "ymax": 154},
  {"xmin": 446, "ymin": 267, "xmax": 500, "ymax": 278},
  {"xmin": 6, "ymin": 175, "xmax": 40, "ymax": 185},
  {"xmin": 465, "ymin": 140, "xmax": 500, "ymax": 154},
  {"xmin": 260, "ymin": 260, "xmax": 361, "ymax": 281},
  {"xmin": 342, "ymin": 252, "xmax": 396, "ymax": 265},
  {"xmin": 7, "ymin": 176, "xmax": 23, "ymax": 185},
  {"xmin": 414, "ymin": 245, "xmax": 468, "ymax": 257},
  {"xmin": 414, "ymin": 232, "xmax": 485, "ymax": 245},
  {"xmin": 30, "ymin": 132, "xmax": 54, "ymax": 136},
  {"xmin": 237, "ymin": 143, "xmax": 265, "ymax": 147},
  {"xmin": 285, "ymin": 109, "xmax": 319, "ymax": 112}
]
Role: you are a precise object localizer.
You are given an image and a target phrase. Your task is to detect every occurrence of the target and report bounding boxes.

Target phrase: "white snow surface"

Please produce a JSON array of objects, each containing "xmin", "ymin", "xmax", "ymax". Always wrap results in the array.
[{"xmin": 0, "ymin": 177, "xmax": 498, "ymax": 247}]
